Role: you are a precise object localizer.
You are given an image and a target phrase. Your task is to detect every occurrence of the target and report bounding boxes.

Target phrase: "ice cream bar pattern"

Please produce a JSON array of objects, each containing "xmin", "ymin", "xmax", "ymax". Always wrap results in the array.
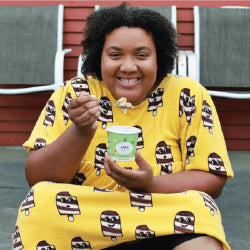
[
  {"xmin": 100, "ymin": 210, "xmax": 123, "ymax": 241},
  {"xmin": 94, "ymin": 187, "xmax": 114, "ymax": 192},
  {"xmin": 71, "ymin": 237, "xmax": 92, "ymax": 250},
  {"xmin": 12, "ymin": 226, "xmax": 24, "ymax": 250},
  {"xmin": 202, "ymin": 100, "xmax": 214, "ymax": 134},
  {"xmin": 34, "ymin": 138, "xmax": 46, "ymax": 149},
  {"xmin": 98, "ymin": 96, "xmax": 113, "ymax": 129},
  {"xmin": 174, "ymin": 211, "xmax": 195, "ymax": 234},
  {"xmin": 147, "ymin": 88, "xmax": 164, "ymax": 116},
  {"xmin": 36, "ymin": 240, "xmax": 56, "ymax": 249},
  {"xmin": 135, "ymin": 225, "xmax": 155, "ymax": 240},
  {"xmin": 186, "ymin": 136, "xmax": 197, "ymax": 164},
  {"xmin": 156, "ymin": 141, "xmax": 173, "ymax": 175},
  {"xmin": 71, "ymin": 77, "xmax": 90, "ymax": 97},
  {"xmin": 179, "ymin": 88, "xmax": 196, "ymax": 124},
  {"xmin": 133, "ymin": 125, "xmax": 144, "ymax": 149},
  {"xmin": 56, "ymin": 191, "xmax": 81, "ymax": 221},
  {"xmin": 129, "ymin": 192, "xmax": 153, "ymax": 211},
  {"xmin": 94, "ymin": 143, "xmax": 108, "ymax": 176},
  {"xmin": 21, "ymin": 189, "xmax": 35, "ymax": 216},
  {"xmin": 200, "ymin": 193, "xmax": 218, "ymax": 216},
  {"xmin": 62, "ymin": 92, "xmax": 73, "ymax": 125},
  {"xmin": 208, "ymin": 152, "xmax": 227, "ymax": 176},
  {"xmin": 43, "ymin": 100, "xmax": 56, "ymax": 127},
  {"xmin": 71, "ymin": 173, "xmax": 86, "ymax": 185}
]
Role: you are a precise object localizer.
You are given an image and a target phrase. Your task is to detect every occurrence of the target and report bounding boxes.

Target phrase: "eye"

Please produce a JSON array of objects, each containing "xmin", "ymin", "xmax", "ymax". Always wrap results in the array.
[
  {"xmin": 111, "ymin": 216, "xmax": 116, "ymax": 222},
  {"xmin": 48, "ymin": 106, "xmax": 55, "ymax": 112},
  {"xmin": 110, "ymin": 52, "xmax": 121, "ymax": 59},
  {"xmin": 60, "ymin": 197, "xmax": 66, "ymax": 203},
  {"xmin": 136, "ymin": 52, "xmax": 147, "ymax": 59},
  {"xmin": 98, "ymin": 150, "xmax": 105, "ymax": 156},
  {"xmin": 101, "ymin": 102, "xmax": 111, "ymax": 109},
  {"xmin": 179, "ymin": 217, "xmax": 185, "ymax": 223},
  {"xmin": 212, "ymin": 159, "xmax": 218, "ymax": 165},
  {"xmin": 186, "ymin": 217, "xmax": 191, "ymax": 223},
  {"xmin": 68, "ymin": 197, "xmax": 74, "ymax": 202},
  {"xmin": 66, "ymin": 98, "xmax": 72, "ymax": 104}
]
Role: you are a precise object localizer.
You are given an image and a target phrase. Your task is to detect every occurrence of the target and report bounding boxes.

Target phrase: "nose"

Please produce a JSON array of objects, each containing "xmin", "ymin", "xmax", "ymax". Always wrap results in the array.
[{"xmin": 120, "ymin": 56, "xmax": 137, "ymax": 73}]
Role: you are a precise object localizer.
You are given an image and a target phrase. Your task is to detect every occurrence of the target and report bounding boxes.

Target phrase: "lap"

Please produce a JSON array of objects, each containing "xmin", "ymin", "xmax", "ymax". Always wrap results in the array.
[{"xmin": 13, "ymin": 182, "xmax": 229, "ymax": 250}]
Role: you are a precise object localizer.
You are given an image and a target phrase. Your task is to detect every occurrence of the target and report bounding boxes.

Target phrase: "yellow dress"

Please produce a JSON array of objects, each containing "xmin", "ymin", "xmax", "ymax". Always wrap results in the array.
[{"xmin": 13, "ymin": 75, "xmax": 233, "ymax": 250}]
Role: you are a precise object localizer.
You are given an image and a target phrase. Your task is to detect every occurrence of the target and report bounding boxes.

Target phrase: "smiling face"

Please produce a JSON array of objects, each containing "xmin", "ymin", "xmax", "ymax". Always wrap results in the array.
[{"xmin": 101, "ymin": 27, "xmax": 158, "ymax": 106}]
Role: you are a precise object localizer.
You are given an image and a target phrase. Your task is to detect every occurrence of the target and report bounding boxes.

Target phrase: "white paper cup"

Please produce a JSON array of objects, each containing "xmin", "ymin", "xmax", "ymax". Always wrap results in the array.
[{"xmin": 106, "ymin": 126, "xmax": 140, "ymax": 161}]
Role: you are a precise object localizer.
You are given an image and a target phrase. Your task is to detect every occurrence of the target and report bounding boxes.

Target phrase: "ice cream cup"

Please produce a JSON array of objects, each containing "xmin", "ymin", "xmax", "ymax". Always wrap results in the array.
[{"xmin": 106, "ymin": 126, "xmax": 140, "ymax": 161}]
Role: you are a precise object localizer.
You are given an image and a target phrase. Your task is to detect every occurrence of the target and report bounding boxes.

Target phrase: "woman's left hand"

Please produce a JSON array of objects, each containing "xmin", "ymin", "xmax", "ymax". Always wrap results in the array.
[
  {"xmin": 104, "ymin": 150, "xmax": 226, "ymax": 198},
  {"xmin": 104, "ymin": 150, "xmax": 153, "ymax": 192}
]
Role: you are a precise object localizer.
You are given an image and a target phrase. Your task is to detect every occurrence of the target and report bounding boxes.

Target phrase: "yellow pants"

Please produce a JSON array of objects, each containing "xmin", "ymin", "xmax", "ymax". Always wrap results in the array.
[{"xmin": 13, "ymin": 181, "xmax": 230, "ymax": 250}]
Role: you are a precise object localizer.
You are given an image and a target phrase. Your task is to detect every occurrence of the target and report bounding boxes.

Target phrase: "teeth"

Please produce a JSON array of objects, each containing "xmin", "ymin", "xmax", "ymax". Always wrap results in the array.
[{"xmin": 119, "ymin": 78, "xmax": 138, "ymax": 83}]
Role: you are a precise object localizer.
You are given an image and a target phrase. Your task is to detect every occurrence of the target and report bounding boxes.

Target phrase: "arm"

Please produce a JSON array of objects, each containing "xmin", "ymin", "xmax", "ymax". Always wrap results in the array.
[
  {"xmin": 104, "ymin": 151, "xmax": 226, "ymax": 199},
  {"xmin": 151, "ymin": 170, "xmax": 226, "ymax": 199},
  {"xmin": 25, "ymin": 92, "xmax": 100, "ymax": 187}
]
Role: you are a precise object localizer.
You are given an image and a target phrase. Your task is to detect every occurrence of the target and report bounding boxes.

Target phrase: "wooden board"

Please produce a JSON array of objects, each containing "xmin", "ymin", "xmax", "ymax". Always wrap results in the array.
[{"xmin": 1, "ymin": 0, "xmax": 250, "ymax": 149}]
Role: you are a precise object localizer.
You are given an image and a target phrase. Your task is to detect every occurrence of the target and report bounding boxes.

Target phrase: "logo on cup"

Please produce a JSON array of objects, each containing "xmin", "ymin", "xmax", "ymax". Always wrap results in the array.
[{"xmin": 116, "ymin": 142, "xmax": 134, "ymax": 155}]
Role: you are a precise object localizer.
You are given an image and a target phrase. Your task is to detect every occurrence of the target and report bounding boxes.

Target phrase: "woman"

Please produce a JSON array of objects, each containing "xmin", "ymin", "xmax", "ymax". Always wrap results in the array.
[{"xmin": 13, "ymin": 4, "xmax": 233, "ymax": 250}]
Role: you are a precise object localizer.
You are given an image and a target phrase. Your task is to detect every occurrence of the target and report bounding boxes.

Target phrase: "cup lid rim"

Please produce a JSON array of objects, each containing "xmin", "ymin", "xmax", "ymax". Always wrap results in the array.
[{"xmin": 106, "ymin": 126, "xmax": 140, "ymax": 134}]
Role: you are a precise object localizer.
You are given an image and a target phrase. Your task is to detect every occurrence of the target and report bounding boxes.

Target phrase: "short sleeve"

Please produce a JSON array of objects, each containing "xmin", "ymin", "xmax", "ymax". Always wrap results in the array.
[
  {"xmin": 179, "ymin": 83, "xmax": 233, "ymax": 179},
  {"xmin": 23, "ymin": 78, "xmax": 81, "ymax": 151}
]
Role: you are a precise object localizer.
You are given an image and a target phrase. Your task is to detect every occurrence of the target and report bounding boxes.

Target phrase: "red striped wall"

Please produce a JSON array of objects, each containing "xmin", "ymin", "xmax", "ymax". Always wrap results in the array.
[{"xmin": 0, "ymin": 0, "xmax": 250, "ymax": 150}]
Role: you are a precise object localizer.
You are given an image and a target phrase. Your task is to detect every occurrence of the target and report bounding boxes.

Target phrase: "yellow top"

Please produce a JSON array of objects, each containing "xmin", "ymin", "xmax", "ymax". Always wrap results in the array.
[
  {"xmin": 23, "ymin": 75, "xmax": 233, "ymax": 191},
  {"xmin": 18, "ymin": 75, "xmax": 233, "ymax": 249}
]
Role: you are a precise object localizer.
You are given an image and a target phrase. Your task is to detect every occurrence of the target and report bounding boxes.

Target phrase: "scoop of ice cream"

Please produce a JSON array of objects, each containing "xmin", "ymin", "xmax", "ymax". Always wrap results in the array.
[{"xmin": 117, "ymin": 97, "xmax": 133, "ymax": 114}]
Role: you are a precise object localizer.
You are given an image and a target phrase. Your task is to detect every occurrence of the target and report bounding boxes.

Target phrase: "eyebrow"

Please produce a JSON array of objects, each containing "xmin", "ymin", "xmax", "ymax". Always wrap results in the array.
[
  {"xmin": 106, "ymin": 46, "xmax": 122, "ymax": 51},
  {"xmin": 106, "ymin": 46, "xmax": 152, "ymax": 52}
]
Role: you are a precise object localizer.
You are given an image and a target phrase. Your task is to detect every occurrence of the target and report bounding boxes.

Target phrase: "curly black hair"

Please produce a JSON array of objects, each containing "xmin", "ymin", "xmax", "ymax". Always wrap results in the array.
[{"xmin": 81, "ymin": 3, "xmax": 177, "ymax": 85}]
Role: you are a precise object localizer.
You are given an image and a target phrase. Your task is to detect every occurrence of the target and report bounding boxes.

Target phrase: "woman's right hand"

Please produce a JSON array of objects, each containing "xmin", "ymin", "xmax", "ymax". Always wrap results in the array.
[
  {"xmin": 25, "ymin": 92, "xmax": 101, "ymax": 187},
  {"xmin": 68, "ymin": 92, "xmax": 100, "ymax": 134}
]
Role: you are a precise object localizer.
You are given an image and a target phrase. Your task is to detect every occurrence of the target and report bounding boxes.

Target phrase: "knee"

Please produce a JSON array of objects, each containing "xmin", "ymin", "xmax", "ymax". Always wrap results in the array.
[{"xmin": 174, "ymin": 236, "xmax": 223, "ymax": 250}]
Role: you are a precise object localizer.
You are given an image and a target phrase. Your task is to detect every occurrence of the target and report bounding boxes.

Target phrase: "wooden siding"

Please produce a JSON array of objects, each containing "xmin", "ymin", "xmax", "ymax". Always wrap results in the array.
[{"xmin": 0, "ymin": 0, "xmax": 250, "ymax": 150}]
